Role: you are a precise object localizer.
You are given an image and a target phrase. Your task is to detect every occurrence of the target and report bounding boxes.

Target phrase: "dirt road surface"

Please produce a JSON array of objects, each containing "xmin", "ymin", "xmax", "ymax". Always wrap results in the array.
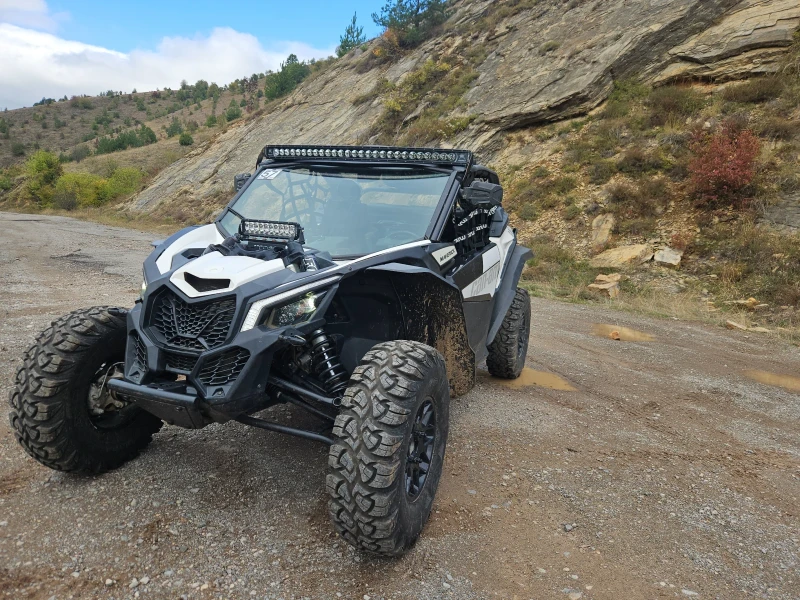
[{"xmin": 0, "ymin": 212, "xmax": 798, "ymax": 600}]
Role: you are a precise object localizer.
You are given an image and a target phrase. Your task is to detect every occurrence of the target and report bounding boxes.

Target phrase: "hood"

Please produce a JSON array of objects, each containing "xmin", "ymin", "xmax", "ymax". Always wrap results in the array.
[{"xmin": 170, "ymin": 251, "xmax": 287, "ymax": 298}]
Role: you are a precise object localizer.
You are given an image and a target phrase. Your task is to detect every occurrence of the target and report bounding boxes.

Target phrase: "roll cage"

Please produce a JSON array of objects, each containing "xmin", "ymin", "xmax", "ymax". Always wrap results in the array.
[{"xmin": 216, "ymin": 145, "xmax": 488, "ymax": 250}]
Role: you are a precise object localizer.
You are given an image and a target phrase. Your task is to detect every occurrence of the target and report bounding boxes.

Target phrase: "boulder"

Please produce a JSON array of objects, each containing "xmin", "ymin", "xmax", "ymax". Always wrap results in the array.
[
  {"xmin": 591, "ymin": 214, "xmax": 616, "ymax": 253},
  {"xmin": 588, "ymin": 280, "xmax": 620, "ymax": 299},
  {"xmin": 654, "ymin": 246, "xmax": 683, "ymax": 267},
  {"xmin": 590, "ymin": 245, "xmax": 653, "ymax": 269}
]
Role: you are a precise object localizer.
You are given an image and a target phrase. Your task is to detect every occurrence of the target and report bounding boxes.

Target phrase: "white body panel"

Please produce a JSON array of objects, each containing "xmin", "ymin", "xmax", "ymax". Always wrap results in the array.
[
  {"xmin": 170, "ymin": 251, "xmax": 286, "ymax": 298},
  {"xmin": 156, "ymin": 224, "xmax": 224, "ymax": 274},
  {"xmin": 490, "ymin": 227, "xmax": 516, "ymax": 282}
]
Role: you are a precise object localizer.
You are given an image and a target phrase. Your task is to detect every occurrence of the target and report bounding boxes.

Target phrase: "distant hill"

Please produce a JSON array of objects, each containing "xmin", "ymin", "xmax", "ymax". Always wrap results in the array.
[{"xmin": 0, "ymin": 71, "xmax": 305, "ymax": 169}]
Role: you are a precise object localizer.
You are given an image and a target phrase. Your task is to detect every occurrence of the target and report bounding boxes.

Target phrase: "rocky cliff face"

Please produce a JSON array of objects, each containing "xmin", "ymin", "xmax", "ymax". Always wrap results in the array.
[{"xmin": 131, "ymin": 0, "xmax": 799, "ymax": 213}]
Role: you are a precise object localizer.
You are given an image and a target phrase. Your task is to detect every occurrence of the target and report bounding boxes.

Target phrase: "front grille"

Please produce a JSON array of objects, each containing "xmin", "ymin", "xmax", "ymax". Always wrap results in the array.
[
  {"xmin": 150, "ymin": 290, "xmax": 236, "ymax": 351},
  {"xmin": 198, "ymin": 348, "xmax": 250, "ymax": 387},
  {"xmin": 133, "ymin": 333, "xmax": 147, "ymax": 369},
  {"xmin": 164, "ymin": 351, "xmax": 198, "ymax": 374}
]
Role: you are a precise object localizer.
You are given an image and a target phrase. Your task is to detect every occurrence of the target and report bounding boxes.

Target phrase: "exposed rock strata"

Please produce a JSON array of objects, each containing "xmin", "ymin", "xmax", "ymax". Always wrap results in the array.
[{"xmin": 131, "ymin": 0, "xmax": 799, "ymax": 212}]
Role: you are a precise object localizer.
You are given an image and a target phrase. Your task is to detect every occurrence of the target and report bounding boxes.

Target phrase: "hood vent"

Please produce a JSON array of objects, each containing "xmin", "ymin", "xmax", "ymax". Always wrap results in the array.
[{"xmin": 185, "ymin": 273, "xmax": 231, "ymax": 293}]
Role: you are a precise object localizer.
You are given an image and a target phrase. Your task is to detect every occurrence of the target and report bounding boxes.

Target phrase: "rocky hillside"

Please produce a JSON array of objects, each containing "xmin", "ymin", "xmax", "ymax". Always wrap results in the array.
[{"xmin": 130, "ymin": 0, "xmax": 799, "ymax": 213}]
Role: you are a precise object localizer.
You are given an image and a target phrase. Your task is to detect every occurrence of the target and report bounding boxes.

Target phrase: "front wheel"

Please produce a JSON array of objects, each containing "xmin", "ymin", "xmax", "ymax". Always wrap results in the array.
[
  {"xmin": 486, "ymin": 287, "xmax": 531, "ymax": 379},
  {"xmin": 8, "ymin": 307, "xmax": 162, "ymax": 473},
  {"xmin": 327, "ymin": 340, "xmax": 450, "ymax": 556}
]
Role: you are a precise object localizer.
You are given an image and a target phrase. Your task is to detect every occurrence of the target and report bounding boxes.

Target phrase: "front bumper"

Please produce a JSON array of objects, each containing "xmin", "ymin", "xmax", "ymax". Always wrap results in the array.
[
  {"xmin": 121, "ymin": 301, "xmax": 281, "ymax": 427},
  {"xmin": 108, "ymin": 379, "xmax": 206, "ymax": 428}
]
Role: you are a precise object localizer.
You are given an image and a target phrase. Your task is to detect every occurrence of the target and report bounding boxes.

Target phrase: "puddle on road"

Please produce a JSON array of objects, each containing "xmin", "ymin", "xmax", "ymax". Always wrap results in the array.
[
  {"xmin": 491, "ymin": 368, "xmax": 576, "ymax": 391},
  {"xmin": 592, "ymin": 324, "xmax": 656, "ymax": 342},
  {"xmin": 743, "ymin": 370, "xmax": 800, "ymax": 392}
]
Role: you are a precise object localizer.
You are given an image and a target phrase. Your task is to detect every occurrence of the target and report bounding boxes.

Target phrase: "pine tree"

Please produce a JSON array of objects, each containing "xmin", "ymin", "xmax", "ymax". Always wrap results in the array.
[
  {"xmin": 372, "ymin": 0, "xmax": 448, "ymax": 47},
  {"xmin": 337, "ymin": 13, "xmax": 366, "ymax": 57}
]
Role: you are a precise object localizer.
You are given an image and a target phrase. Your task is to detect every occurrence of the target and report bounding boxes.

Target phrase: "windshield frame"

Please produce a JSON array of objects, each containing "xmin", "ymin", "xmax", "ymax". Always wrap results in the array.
[{"xmin": 215, "ymin": 161, "xmax": 463, "ymax": 259}]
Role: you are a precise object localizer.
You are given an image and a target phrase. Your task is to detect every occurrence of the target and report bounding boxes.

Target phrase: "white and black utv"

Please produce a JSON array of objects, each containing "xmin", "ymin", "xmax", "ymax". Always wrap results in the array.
[{"xmin": 9, "ymin": 145, "xmax": 532, "ymax": 556}]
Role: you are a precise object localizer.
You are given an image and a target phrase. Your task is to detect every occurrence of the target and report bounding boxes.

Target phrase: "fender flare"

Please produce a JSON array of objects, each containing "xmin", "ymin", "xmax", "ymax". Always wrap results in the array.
[{"xmin": 487, "ymin": 244, "xmax": 533, "ymax": 344}]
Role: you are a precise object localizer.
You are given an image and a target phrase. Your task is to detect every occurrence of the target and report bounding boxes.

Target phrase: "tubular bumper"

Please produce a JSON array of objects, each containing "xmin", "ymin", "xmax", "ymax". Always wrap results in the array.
[{"xmin": 108, "ymin": 379, "xmax": 206, "ymax": 428}]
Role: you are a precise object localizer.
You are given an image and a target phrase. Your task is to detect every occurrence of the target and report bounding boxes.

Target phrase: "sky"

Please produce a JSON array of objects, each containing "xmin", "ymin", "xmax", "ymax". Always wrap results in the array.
[{"xmin": 0, "ymin": 0, "xmax": 385, "ymax": 109}]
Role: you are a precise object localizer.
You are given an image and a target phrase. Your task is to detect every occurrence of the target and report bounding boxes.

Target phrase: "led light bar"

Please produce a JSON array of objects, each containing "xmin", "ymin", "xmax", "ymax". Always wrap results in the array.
[
  {"xmin": 239, "ymin": 219, "xmax": 302, "ymax": 242},
  {"xmin": 262, "ymin": 145, "xmax": 472, "ymax": 166},
  {"xmin": 241, "ymin": 276, "xmax": 341, "ymax": 332}
]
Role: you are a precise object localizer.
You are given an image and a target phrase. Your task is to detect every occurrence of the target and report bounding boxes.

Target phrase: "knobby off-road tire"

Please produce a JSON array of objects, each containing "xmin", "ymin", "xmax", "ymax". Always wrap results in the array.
[
  {"xmin": 8, "ymin": 307, "xmax": 162, "ymax": 473},
  {"xmin": 486, "ymin": 287, "xmax": 531, "ymax": 379},
  {"xmin": 327, "ymin": 340, "xmax": 450, "ymax": 556}
]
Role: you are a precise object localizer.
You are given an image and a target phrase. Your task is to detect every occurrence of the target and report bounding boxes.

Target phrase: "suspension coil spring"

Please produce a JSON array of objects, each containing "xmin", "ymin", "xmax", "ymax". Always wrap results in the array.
[{"xmin": 308, "ymin": 329, "xmax": 348, "ymax": 397}]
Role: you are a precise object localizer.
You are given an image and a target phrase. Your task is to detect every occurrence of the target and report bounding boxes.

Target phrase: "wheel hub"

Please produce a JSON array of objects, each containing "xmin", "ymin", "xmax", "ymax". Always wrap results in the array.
[
  {"xmin": 405, "ymin": 398, "xmax": 436, "ymax": 499},
  {"xmin": 87, "ymin": 362, "xmax": 128, "ymax": 418}
]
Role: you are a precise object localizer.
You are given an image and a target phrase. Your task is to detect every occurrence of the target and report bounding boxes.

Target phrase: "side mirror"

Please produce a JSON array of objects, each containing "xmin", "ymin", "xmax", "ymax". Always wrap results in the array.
[
  {"xmin": 461, "ymin": 181, "xmax": 503, "ymax": 209},
  {"xmin": 234, "ymin": 173, "xmax": 251, "ymax": 191}
]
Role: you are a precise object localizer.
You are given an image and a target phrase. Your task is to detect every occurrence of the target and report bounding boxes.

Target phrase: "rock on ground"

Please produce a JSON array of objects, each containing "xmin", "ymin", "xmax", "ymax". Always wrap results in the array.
[
  {"xmin": 654, "ymin": 247, "xmax": 684, "ymax": 267},
  {"xmin": 590, "ymin": 244, "xmax": 654, "ymax": 269}
]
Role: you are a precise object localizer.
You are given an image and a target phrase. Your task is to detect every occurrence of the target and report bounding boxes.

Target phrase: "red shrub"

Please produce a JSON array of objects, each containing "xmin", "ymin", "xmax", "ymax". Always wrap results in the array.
[{"xmin": 688, "ymin": 125, "xmax": 760, "ymax": 206}]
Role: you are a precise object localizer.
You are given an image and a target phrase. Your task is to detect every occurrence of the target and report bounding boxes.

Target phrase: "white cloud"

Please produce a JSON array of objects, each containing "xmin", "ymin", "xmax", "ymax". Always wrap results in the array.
[
  {"xmin": 0, "ymin": 0, "xmax": 67, "ymax": 32},
  {"xmin": 0, "ymin": 24, "xmax": 336, "ymax": 109}
]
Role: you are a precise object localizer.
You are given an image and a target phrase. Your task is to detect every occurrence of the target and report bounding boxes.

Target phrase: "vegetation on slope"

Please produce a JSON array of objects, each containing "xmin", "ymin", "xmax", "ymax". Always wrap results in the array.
[{"xmin": 505, "ymin": 34, "xmax": 800, "ymax": 331}]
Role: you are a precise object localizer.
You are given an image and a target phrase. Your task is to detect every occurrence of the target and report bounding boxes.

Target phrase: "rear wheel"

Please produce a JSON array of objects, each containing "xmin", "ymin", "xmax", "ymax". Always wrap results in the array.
[
  {"xmin": 8, "ymin": 307, "xmax": 162, "ymax": 473},
  {"xmin": 486, "ymin": 287, "xmax": 531, "ymax": 379},
  {"xmin": 327, "ymin": 340, "xmax": 449, "ymax": 556}
]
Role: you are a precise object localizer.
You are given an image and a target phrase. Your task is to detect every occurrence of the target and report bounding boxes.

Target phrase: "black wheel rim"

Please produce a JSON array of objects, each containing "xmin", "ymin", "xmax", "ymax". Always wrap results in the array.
[{"xmin": 405, "ymin": 398, "xmax": 436, "ymax": 500}]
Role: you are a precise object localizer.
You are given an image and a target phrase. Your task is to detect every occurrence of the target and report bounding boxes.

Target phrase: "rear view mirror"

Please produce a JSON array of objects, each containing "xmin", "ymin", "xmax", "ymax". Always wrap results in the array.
[
  {"xmin": 461, "ymin": 181, "xmax": 503, "ymax": 209},
  {"xmin": 234, "ymin": 173, "xmax": 251, "ymax": 191}
]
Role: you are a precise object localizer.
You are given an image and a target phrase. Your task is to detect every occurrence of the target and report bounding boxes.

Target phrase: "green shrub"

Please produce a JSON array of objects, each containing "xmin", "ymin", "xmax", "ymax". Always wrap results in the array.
[
  {"xmin": 721, "ymin": 76, "xmax": 784, "ymax": 104},
  {"xmin": 52, "ymin": 188, "xmax": 78, "ymax": 210},
  {"xmin": 519, "ymin": 203, "xmax": 537, "ymax": 221},
  {"xmin": 103, "ymin": 167, "xmax": 142, "ymax": 200},
  {"xmin": 589, "ymin": 159, "xmax": 617, "ymax": 184},
  {"xmin": 165, "ymin": 117, "xmax": 183, "ymax": 138},
  {"xmin": 225, "ymin": 99, "xmax": 242, "ymax": 121},
  {"xmin": 532, "ymin": 165, "xmax": 550, "ymax": 179},
  {"xmin": 263, "ymin": 54, "xmax": 311, "ymax": 101},
  {"xmin": 563, "ymin": 203, "xmax": 582, "ymax": 220},
  {"xmin": 70, "ymin": 145, "xmax": 92, "ymax": 162},
  {"xmin": 372, "ymin": 0, "xmax": 448, "ymax": 48},
  {"xmin": 54, "ymin": 172, "xmax": 105, "ymax": 206},
  {"xmin": 607, "ymin": 176, "xmax": 670, "ymax": 219},
  {"xmin": 646, "ymin": 86, "xmax": 705, "ymax": 125},
  {"xmin": 95, "ymin": 126, "xmax": 157, "ymax": 155},
  {"xmin": 601, "ymin": 79, "xmax": 649, "ymax": 119},
  {"xmin": 205, "ymin": 114, "xmax": 217, "ymax": 127},
  {"xmin": 616, "ymin": 147, "xmax": 666, "ymax": 176},
  {"xmin": 179, "ymin": 132, "xmax": 194, "ymax": 146},
  {"xmin": 757, "ymin": 117, "xmax": 800, "ymax": 140},
  {"xmin": 0, "ymin": 172, "xmax": 12, "ymax": 191},
  {"xmin": 53, "ymin": 167, "xmax": 142, "ymax": 208},
  {"xmin": 11, "ymin": 141, "xmax": 25, "ymax": 156},
  {"xmin": 25, "ymin": 150, "xmax": 63, "ymax": 204}
]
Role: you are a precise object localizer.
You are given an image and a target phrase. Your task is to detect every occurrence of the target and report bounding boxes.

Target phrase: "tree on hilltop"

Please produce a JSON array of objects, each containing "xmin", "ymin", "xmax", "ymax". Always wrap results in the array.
[
  {"xmin": 372, "ymin": 0, "xmax": 448, "ymax": 47},
  {"xmin": 337, "ymin": 13, "xmax": 367, "ymax": 57}
]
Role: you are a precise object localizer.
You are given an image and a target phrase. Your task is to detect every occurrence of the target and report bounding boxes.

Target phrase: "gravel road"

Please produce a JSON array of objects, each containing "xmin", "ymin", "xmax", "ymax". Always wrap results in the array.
[{"xmin": 1, "ymin": 212, "xmax": 798, "ymax": 600}]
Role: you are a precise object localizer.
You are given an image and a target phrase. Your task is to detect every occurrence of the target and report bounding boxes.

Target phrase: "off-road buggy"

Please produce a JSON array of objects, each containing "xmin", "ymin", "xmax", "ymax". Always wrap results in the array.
[{"xmin": 9, "ymin": 145, "xmax": 532, "ymax": 556}]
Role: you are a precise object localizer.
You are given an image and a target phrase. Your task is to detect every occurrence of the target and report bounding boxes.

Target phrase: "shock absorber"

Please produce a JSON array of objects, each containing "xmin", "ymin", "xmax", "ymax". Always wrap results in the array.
[{"xmin": 308, "ymin": 329, "xmax": 348, "ymax": 397}]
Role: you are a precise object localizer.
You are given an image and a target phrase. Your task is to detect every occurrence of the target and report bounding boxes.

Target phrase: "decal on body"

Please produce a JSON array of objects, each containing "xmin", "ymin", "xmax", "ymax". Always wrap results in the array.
[{"xmin": 432, "ymin": 245, "xmax": 457, "ymax": 266}]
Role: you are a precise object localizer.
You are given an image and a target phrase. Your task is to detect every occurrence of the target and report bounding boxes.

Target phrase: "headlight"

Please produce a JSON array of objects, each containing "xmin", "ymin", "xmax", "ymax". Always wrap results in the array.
[
  {"xmin": 140, "ymin": 270, "xmax": 148, "ymax": 299},
  {"xmin": 266, "ymin": 291, "xmax": 328, "ymax": 328},
  {"xmin": 240, "ymin": 276, "xmax": 339, "ymax": 332}
]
